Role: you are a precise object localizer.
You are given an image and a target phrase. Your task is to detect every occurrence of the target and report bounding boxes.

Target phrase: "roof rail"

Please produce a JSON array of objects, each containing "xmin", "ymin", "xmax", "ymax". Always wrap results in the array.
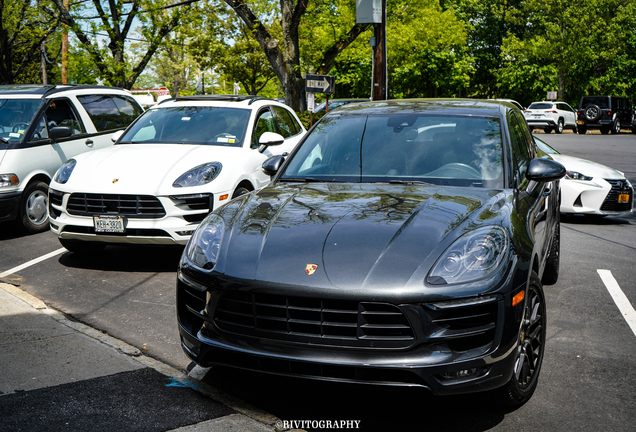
[{"xmin": 172, "ymin": 94, "xmax": 275, "ymax": 104}]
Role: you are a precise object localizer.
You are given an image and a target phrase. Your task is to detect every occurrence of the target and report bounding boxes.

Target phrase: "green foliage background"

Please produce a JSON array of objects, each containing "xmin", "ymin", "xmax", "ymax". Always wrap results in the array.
[{"xmin": 3, "ymin": 0, "xmax": 636, "ymax": 110}]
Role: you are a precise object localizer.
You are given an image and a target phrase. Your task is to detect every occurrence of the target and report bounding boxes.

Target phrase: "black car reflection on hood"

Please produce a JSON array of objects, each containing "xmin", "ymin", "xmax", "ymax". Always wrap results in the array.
[{"xmin": 176, "ymin": 99, "xmax": 565, "ymax": 407}]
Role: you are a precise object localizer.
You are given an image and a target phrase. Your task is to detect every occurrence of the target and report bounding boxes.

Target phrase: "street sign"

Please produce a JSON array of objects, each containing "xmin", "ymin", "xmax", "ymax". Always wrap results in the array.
[
  {"xmin": 305, "ymin": 74, "xmax": 335, "ymax": 95},
  {"xmin": 356, "ymin": 0, "xmax": 382, "ymax": 24},
  {"xmin": 547, "ymin": 91, "xmax": 557, "ymax": 100}
]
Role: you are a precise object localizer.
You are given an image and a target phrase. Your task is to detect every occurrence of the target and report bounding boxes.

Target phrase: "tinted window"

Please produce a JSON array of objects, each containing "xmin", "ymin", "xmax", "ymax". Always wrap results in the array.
[
  {"xmin": 282, "ymin": 114, "xmax": 503, "ymax": 188},
  {"xmin": 77, "ymin": 95, "xmax": 142, "ymax": 131},
  {"xmin": 508, "ymin": 113, "xmax": 531, "ymax": 188},
  {"xmin": 528, "ymin": 103, "xmax": 553, "ymax": 110},
  {"xmin": 271, "ymin": 105, "xmax": 300, "ymax": 138},
  {"xmin": 582, "ymin": 97, "xmax": 610, "ymax": 109},
  {"xmin": 252, "ymin": 109, "xmax": 275, "ymax": 148},
  {"xmin": 30, "ymin": 98, "xmax": 85, "ymax": 142},
  {"xmin": 119, "ymin": 106, "xmax": 250, "ymax": 147}
]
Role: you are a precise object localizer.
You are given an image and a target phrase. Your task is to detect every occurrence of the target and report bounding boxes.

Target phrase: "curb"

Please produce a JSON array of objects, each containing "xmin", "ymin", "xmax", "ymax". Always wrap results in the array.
[{"xmin": 0, "ymin": 282, "xmax": 293, "ymax": 431}]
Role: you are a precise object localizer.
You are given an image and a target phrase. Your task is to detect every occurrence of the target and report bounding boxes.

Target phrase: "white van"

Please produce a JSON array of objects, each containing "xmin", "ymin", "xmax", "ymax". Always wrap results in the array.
[{"xmin": 0, "ymin": 84, "xmax": 144, "ymax": 233}]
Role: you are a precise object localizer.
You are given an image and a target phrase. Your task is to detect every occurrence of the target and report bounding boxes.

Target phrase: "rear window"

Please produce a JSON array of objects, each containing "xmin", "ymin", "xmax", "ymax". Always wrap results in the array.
[
  {"xmin": 77, "ymin": 95, "xmax": 143, "ymax": 131},
  {"xmin": 528, "ymin": 103, "xmax": 553, "ymax": 110},
  {"xmin": 581, "ymin": 97, "xmax": 610, "ymax": 109}
]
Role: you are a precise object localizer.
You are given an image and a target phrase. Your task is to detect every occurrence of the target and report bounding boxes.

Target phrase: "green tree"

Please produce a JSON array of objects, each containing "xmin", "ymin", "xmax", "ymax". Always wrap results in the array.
[
  {"xmin": 48, "ymin": 0, "xmax": 198, "ymax": 89},
  {"xmin": 0, "ymin": 0, "xmax": 59, "ymax": 84}
]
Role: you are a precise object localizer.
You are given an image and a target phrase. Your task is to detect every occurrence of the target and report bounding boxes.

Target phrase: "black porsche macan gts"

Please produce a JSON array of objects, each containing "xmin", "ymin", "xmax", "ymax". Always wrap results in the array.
[{"xmin": 176, "ymin": 99, "xmax": 565, "ymax": 406}]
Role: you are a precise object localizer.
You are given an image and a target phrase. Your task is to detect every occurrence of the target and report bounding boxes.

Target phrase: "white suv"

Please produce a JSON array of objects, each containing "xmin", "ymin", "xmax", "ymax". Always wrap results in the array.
[
  {"xmin": 0, "ymin": 84, "xmax": 143, "ymax": 233},
  {"xmin": 523, "ymin": 101, "xmax": 577, "ymax": 134},
  {"xmin": 48, "ymin": 95, "xmax": 306, "ymax": 253}
]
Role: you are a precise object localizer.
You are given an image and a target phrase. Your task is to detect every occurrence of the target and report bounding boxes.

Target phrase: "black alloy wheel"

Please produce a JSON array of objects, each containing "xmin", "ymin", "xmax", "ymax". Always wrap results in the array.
[{"xmin": 494, "ymin": 272, "xmax": 546, "ymax": 407}]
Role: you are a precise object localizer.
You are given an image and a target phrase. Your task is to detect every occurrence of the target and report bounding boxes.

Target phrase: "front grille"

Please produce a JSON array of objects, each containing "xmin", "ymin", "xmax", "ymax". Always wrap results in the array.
[
  {"xmin": 214, "ymin": 291, "xmax": 415, "ymax": 348},
  {"xmin": 67, "ymin": 193, "xmax": 165, "ymax": 218},
  {"xmin": 601, "ymin": 179, "xmax": 633, "ymax": 212},
  {"xmin": 424, "ymin": 299, "xmax": 498, "ymax": 352}
]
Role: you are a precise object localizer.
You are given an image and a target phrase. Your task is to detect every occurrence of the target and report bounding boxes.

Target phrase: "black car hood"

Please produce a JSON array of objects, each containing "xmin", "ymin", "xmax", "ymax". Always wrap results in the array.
[{"xmin": 216, "ymin": 183, "xmax": 509, "ymax": 292}]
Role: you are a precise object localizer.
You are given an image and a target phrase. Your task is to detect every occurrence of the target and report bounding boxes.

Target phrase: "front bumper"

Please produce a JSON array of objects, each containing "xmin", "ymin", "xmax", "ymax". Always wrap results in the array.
[
  {"xmin": 560, "ymin": 178, "xmax": 633, "ymax": 215},
  {"xmin": 0, "ymin": 190, "xmax": 21, "ymax": 223},
  {"xmin": 48, "ymin": 188, "xmax": 232, "ymax": 245},
  {"xmin": 176, "ymin": 272, "xmax": 525, "ymax": 396}
]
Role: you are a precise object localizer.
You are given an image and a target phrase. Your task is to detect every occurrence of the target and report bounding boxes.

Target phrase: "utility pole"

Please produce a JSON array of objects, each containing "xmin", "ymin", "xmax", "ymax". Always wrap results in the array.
[
  {"xmin": 62, "ymin": 0, "xmax": 68, "ymax": 84},
  {"xmin": 371, "ymin": 0, "xmax": 387, "ymax": 101}
]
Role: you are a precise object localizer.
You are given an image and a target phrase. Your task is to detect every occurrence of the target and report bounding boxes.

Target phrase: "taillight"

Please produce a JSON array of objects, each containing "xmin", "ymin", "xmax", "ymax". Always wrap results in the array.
[
  {"xmin": 546, "ymin": 110, "xmax": 558, "ymax": 114},
  {"xmin": 607, "ymin": 110, "xmax": 612, "ymax": 117}
]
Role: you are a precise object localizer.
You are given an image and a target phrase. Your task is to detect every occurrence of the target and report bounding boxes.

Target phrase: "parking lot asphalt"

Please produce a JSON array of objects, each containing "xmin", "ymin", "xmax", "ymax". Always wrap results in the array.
[
  {"xmin": 0, "ymin": 282, "xmax": 284, "ymax": 432},
  {"xmin": 1, "ymin": 132, "xmax": 634, "ymax": 431}
]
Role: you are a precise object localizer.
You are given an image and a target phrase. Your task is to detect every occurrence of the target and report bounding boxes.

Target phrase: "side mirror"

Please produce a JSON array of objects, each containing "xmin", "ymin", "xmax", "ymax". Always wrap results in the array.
[
  {"xmin": 111, "ymin": 130, "xmax": 124, "ymax": 143},
  {"xmin": 258, "ymin": 132, "xmax": 285, "ymax": 153},
  {"xmin": 526, "ymin": 158, "xmax": 566, "ymax": 183},
  {"xmin": 262, "ymin": 155, "xmax": 285, "ymax": 177},
  {"xmin": 49, "ymin": 126, "xmax": 72, "ymax": 141}
]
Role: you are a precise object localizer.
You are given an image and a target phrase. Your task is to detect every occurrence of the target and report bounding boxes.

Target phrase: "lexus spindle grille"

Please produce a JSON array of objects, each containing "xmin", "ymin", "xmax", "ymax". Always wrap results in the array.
[{"xmin": 601, "ymin": 179, "xmax": 633, "ymax": 212}]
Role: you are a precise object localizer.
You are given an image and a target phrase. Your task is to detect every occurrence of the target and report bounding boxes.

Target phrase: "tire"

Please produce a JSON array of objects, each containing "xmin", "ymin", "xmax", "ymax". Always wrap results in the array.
[
  {"xmin": 59, "ymin": 238, "xmax": 107, "ymax": 254},
  {"xmin": 543, "ymin": 127, "xmax": 553, "ymax": 134},
  {"xmin": 493, "ymin": 272, "xmax": 546, "ymax": 407},
  {"xmin": 611, "ymin": 119, "xmax": 621, "ymax": 134},
  {"xmin": 600, "ymin": 127, "xmax": 610, "ymax": 135},
  {"xmin": 542, "ymin": 216, "xmax": 560, "ymax": 285},
  {"xmin": 584, "ymin": 104, "xmax": 601, "ymax": 122},
  {"xmin": 232, "ymin": 186, "xmax": 250, "ymax": 199},
  {"xmin": 555, "ymin": 119, "xmax": 564, "ymax": 134},
  {"xmin": 18, "ymin": 181, "xmax": 49, "ymax": 234},
  {"xmin": 578, "ymin": 126, "xmax": 587, "ymax": 134}
]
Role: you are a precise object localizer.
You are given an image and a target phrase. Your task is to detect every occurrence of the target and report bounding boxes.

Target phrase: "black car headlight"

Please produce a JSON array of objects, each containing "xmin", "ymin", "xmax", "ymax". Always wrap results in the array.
[
  {"xmin": 53, "ymin": 159, "xmax": 77, "ymax": 184},
  {"xmin": 173, "ymin": 162, "xmax": 222, "ymax": 187},
  {"xmin": 186, "ymin": 213, "xmax": 225, "ymax": 270},
  {"xmin": 428, "ymin": 226, "xmax": 509, "ymax": 285}
]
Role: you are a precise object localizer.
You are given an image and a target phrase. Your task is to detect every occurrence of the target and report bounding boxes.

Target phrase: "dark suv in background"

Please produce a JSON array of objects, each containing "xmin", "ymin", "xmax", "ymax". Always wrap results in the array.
[{"xmin": 577, "ymin": 96, "xmax": 632, "ymax": 134}]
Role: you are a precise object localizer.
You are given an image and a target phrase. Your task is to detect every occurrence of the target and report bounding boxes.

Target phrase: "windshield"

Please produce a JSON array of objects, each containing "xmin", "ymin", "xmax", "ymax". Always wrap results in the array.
[
  {"xmin": 118, "ymin": 106, "xmax": 251, "ymax": 147},
  {"xmin": 281, "ymin": 113, "xmax": 504, "ymax": 188},
  {"xmin": 0, "ymin": 99, "xmax": 44, "ymax": 143}
]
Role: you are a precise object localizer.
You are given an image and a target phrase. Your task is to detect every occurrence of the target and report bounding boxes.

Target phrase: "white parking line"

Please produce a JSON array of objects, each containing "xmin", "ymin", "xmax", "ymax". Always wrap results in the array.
[
  {"xmin": 597, "ymin": 269, "xmax": 636, "ymax": 338},
  {"xmin": 0, "ymin": 247, "xmax": 66, "ymax": 278}
]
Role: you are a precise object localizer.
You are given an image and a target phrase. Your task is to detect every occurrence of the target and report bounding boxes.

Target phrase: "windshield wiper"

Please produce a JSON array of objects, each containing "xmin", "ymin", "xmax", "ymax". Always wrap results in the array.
[
  {"xmin": 377, "ymin": 180, "xmax": 431, "ymax": 185},
  {"xmin": 280, "ymin": 177, "xmax": 331, "ymax": 183}
]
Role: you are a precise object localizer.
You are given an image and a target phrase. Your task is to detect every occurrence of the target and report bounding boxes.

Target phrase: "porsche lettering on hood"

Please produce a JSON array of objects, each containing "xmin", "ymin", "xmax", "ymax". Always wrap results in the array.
[{"xmin": 216, "ymin": 183, "xmax": 507, "ymax": 290}]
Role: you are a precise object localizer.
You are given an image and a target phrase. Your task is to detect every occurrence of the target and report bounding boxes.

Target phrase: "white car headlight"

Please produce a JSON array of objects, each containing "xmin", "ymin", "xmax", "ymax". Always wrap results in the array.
[
  {"xmin": 53, "ymin": 159, "xmax": 77, "ymax": 184},
  {"xmin": 173, "ymin": 162, "xmax": 222, "ymax": 188},
  {"xmin": 186, "ymin": 213, "xmax": 225, "ymax": 270},
  {"xmin": 565, "ymin": 170, "xmax": 592, "ymax": 181},
  {"xmin": 0, "ymin": 174, "xmax": 19, "ymax": 187},
  {"xmin": 428, "ymin": 226, "xmax": 509, "ymax": 285}
]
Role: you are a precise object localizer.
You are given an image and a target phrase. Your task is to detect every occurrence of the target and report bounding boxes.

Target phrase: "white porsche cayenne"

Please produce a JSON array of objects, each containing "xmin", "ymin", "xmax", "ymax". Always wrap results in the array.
[
  {"xmin": 534, "ymin": 137, "xmax": 633, "ymax": 217},
  {"xmin": 48, "ymin": 95, "xmax": 306, "ymax": 252}
]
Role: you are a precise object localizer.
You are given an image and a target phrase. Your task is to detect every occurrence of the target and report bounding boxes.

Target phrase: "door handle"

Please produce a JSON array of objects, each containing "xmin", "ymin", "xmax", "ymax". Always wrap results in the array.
[{"xmin": 85, "ymin": 139, "xmax": 94, "ymax": 147}]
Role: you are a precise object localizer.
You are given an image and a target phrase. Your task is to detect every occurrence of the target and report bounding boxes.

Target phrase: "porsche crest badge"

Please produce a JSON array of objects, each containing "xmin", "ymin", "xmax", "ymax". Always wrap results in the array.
[
  {"xmin": 112, "ymin": 178, "xmax": 119, "ymax": 184},
  {"xmin": 305, "ymin": 264, "xmax": 318, "ymax": 276}
]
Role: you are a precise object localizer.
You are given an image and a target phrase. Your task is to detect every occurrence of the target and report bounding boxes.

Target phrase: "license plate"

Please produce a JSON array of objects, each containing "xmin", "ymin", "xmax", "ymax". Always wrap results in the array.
[
  {"xmin": 618, "ymin": 193, "xmax": 630, "ymax": 203},
  {"xmin": 94, "ymin": 215, "xmax": 125, "ymax": 233},
  {"xmin": 577, "ymin": 120, "xmax": 585, "ymax": 124}
]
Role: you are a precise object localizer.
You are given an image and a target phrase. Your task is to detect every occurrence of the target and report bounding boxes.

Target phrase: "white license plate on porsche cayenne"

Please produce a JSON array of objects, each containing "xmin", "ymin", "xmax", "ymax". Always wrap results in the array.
[{"xmin": 93, "ymin": 215, "xmax": 125, "ymax": 233}]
